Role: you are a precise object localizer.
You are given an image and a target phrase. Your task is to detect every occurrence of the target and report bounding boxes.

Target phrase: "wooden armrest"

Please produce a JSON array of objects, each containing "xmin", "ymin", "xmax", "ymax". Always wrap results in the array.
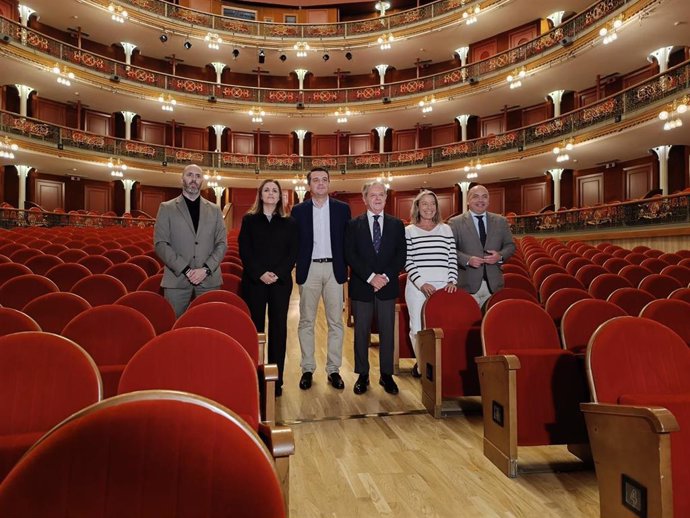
[
  {"xmin": 475, "ymin": 354, "xmax": 521, "ymax": 370},
  {"xmin": 580, "ymin": 403, "xmax": 680, "ymax": 434},
  {"xmin": 259, "ymin": 363, "xmax": 279, "ymax": 383},
  {"xmin": 258, "ymin": 363, "xmax": 279, "ymax": 424},
  {"xmin": 258, "ymin": 423, "xmax": 295, "ymax": 458},
  {"xmin": 258, "ymin": 332, "xmax": 267, "ymax": 364},
  {"xmin": 418, "ymin": 327, "xmax": 443, "ymax": 341}
]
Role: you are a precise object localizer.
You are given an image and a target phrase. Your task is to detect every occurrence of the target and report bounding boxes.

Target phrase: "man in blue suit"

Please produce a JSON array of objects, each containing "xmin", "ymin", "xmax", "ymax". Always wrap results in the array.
[
  {"xmin": 345, "ymin": 181, "xmax": 406, "ymax": 395},
  {"xmin": 292, "ymin": 167, "xmax": 351, "ymax": 391}
]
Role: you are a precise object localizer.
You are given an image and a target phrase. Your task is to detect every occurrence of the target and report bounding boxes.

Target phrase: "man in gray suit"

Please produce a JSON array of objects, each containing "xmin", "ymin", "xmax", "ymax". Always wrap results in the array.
[
  {"xmin": 449, "ymin": 184, "xmax": 515, "ymax": 308},
  {"xmin": 154, "ymin": 164, "xmax": 227, "ymax": 317}
]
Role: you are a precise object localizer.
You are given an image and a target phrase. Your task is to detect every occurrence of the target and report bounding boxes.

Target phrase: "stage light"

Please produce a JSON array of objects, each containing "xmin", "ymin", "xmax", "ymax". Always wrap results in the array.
[
  {"xmin": 322, "ymin": 53, "xmax": 330, "ymax": 61},
  {"xmin": 258, "ymin": 49, "xmax": 265, "ymax": 63},
  {"xmin": 159, "ymin": 33, "xmax": 168, "ymax": 43},
  {"xmin": 183, "ymin": 39, "xmax": 192, "ymax": 49},
  {"xmin": 279, "ymin": 54, "xmax": 287, "ymax": 62},
  {"xmin": 345, "ymin": 52, "xmax": 352, "ymax": 60},
  {"xmin": 232, "ymin": 48, "xmax": 239, "ymax": 59}
]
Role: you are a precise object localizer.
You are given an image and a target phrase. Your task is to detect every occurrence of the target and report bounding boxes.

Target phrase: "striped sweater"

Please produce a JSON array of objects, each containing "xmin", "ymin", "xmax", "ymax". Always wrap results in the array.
[{"xmin": 404, "ymin": 223, "xmax": 458, "ymax": 287}]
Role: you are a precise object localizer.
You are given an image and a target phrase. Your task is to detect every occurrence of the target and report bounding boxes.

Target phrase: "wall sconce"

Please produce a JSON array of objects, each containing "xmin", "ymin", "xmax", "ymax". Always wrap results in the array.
[{"xmin": 659, "ymin": 97, "xmax": 688, "ymax": 130}]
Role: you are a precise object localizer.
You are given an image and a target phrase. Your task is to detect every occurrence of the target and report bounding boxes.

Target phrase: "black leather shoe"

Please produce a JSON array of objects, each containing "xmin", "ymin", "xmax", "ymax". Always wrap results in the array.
[
  {"xmin": 411, "ymin": 363, "xmax": 421, "ymax": 378},
  {"xmin": 275, "ymin": 385, "xmax": 283, "ymax": 397},
  {"xmin": 327, "ymin": 372, "xmax": 345, "ymax": 390},
  {"xmin": 299, "ymin": 372, "xmax": 313, "ymax": 390},
  {"xmin": 379, "ymin": 375, "xmax": 399, "ymax": 395},
  {"xmin": 353, "ymin": 374, "xmax": 369, "ymax": 395}
]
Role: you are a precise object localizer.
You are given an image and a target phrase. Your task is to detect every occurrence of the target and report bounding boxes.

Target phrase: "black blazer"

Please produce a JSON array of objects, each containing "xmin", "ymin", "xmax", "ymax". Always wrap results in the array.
[
  {"xmin": 291, "ymin": 197, "xmax": 351, "ymax": 285},
  {"xmin": 238, "ymin": 213, "xmax": 298, "ymax": 284},
  {"xmin": 345, "ymin": 213, "xmax": 406, "ymax": 302}
]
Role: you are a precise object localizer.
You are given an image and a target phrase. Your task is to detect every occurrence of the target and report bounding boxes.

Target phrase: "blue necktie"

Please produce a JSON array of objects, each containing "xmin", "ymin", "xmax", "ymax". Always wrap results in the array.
[
  {"xmin": 475, "ymin": 215, "xmax": 487, "ymax": 248},
  {"xmin": 372, "ymin": 215, "xmax": 382, "ymax": 254}
]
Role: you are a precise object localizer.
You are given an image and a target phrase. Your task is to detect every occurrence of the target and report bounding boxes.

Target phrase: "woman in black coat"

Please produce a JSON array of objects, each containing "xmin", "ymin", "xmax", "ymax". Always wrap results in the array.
[{"xmin": 238, "ymin": 179, "xmax": 298, "ymax": 396}]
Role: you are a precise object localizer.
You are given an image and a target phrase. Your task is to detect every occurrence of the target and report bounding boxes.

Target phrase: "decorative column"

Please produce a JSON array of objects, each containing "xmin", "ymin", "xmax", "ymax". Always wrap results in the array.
[
  {"xmin": 295, "ymin": 186, "xmax": 307, "ymax": 203},
  {"xmin": 121, "ymin": 179, "xmax": 136, "ymax": 214},
  {"xmin": 212, "ymin": 186, "xmax": 225, "ymax": 207},
  {"xmin": 211, "ymin": 124, "xmax": 225, "ymax": 152},
  {"xmin": 15, "ymin": 165, "xmax": 31, "ymax": 210},
  {"xmin": 17, "ymin": 4, "xmax": 35, "ymax": 25},
  {"xmin": 455, "ymin": 47, "xmax": 469, "ymax": 67},
  {"xmin": 647, "ymin": 47, "xmax": 674, "ymax": 73},
  {"xmin": 455, "ymin": 114, "xmax": 471, "ymax": 141},
  {"xmin": 652, "ymin": 145, "xmax": 671, "ymax": 195},
  {"xmin": 294, "ymin": 69, "xmax": 308, "ymax": 91},
  {"xmin": 547, "ymin": 89, "xmax": 565, "ymax": 117},
  {"xmin": 121, "ymin": 111, "xmax": 136, "ymax": 140},
  {"xmin": 120, "ymin": 42, "xmax": 136, "ymax": 66},
  {"xmin": 211, "ymin": 62, "xmax": 226, "ymax": 84},
  {"xmin": 375, "ymin": 126, "xmax": 388, "ymax": 154},
  {"xmin": 15, "ymin": 85, "xmax": 34, "ymax": 116},
  {"xmin": 375, "ymin": 64, "xmax": 389, "ymax": 87},
  {"xmin": 458, "ymin": 181, "xmax": 471, "ymax": 213},
  {"xmin": 547, "ymin": 11, "xmax": 565, "ymax": 27},
  {"xmin": 294, "ymin": 129, "xmax": 308, "ymax": 156},
  {"xmin": 548, "ymin": 168, "xmax": 564, "ymax": 210}
]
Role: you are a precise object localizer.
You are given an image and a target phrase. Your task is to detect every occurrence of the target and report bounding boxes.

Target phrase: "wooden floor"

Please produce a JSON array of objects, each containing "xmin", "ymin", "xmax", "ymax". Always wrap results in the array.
[{"xmin": 277, "ymin": 290, "xmax": 600, "ymax": 518}]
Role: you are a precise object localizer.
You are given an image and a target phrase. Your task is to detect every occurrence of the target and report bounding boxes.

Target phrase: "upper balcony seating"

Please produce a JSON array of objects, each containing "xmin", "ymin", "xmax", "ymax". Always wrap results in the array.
[
  {"xmin": 0, "ymin": 391, "xmax": 286, "ymax": 518},
  {"xmin": 477, "ymin": 299, "xmax": 590, "ymax": 477},
  {"xmin": 582, "ymin": 317, "xmax": 690, "ymax": 518}
]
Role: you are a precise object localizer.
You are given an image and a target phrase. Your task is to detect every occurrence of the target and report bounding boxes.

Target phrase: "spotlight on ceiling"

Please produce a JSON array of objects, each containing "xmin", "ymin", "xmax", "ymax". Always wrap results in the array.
[
  {"xmin": 345, "ymin": 52, "xmax": 352, "ymax": 60},
  {"xmin": 183, "ymin": 39, "xmax": 192, "ymax": 50},
  {"xmin": 322, "ymin": 53, "xmax": 330, "ymax": 62},
  {"xmin": 232, "ymin": 48, "xmax": 239, "ymax": 59},
  {"xmin": 159, "ymin": 33, "xmax": 168, "ymax": 43},
  {"xmin": 258, "ymin": 49, "xmax": 265, "ymax": 63},
  {"xmin": 279, "ymin": 54, "xmax": 287, "ymax": 62}
]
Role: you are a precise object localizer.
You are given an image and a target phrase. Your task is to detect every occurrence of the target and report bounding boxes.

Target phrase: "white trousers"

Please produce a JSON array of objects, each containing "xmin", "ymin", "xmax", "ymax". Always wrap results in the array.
[{"xmin": 405, "ymin": 279, "xmax": 448, "ymax": 358}]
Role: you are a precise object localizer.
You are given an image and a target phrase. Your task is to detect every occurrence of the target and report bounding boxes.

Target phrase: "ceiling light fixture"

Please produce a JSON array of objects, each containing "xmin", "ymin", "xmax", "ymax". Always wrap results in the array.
[
  {"xmin": 377, "ymin": 33, "xmax": 394, "ymax": 50},
  {"xmin": 659, "ymin": 96, "xmax": 688, "ymax": 130},
  {"xmin": 507, "ymin": 67, "xmax": 526, "ymax": 89},
  {"xmin": 293, "ymin": 41, "xmax": 310, "ymax": 57},
  {"xmin": 462, "ymin": 5, "xmax": 480, "ymax": 24},
  {"xmin": 108, "ymin": 157, "xmax": 128, "ymax": 177},
  {"xmin": 377, "ymin": 171, "xmax": 394, "ymax": 189},
  {"xmin": 158, "ymin": 94, "xmax": 177, "ymax": 112},
  {"xmin": 205, "ymin": 32, "xmax": 222, "ymax": 50},
  {"xmin": 204, "ymin": 171, "xmax": 221, "ymax": 188},
  {"xmin": 464, "ymin": 159, "xmax": 482, "ymax": 173},
  {"xmin": 553, "ymin": 138, "xmax": 574, "ymax": 162},
  {"xmin": 334, "ymin": 107, "xmax": 351, "ymax": 123},
  {"xmin": 418, "ymin": 95, "xmax": 436, "ymax": 113},
  {"xmin": 108, "ymin": 4, "xmax": 128, "ymax": 23},
  {"xmin": 600, "ymin": 16, "xmax": 623, "ymax": 44},
  {"xmin": 52, "ymin": 63, "xmax": 75, "ymax": 86},
  {"xmin": 249, "ymin": 107, "xmax": 265, "ymax": 123},
  {"xmin": 0, "ymin": 137, "xmax": 18, "ymax": 159}
]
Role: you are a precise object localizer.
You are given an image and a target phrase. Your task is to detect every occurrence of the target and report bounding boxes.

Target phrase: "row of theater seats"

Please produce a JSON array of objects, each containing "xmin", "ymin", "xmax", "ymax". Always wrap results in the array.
[
  {"xmin": 409, "ymin": 236, "xmax": 690, "ymax": 517},
  {"xmin": 0, "ymin": 228, "xmax": 293, "ymax": 515}
]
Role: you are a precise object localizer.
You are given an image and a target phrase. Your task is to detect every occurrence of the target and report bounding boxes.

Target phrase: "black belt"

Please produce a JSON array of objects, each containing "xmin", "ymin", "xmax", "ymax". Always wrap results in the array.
[{"xmin": 313, "ymin": 258, "xmax": 333, "ymax": 263}]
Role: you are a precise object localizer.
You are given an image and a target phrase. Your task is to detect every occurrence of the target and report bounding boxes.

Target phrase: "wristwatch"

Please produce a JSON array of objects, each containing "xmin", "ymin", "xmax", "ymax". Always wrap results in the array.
[{"xmin": 203, "ymin": 264, "xmax": 212, "ymax": 276}]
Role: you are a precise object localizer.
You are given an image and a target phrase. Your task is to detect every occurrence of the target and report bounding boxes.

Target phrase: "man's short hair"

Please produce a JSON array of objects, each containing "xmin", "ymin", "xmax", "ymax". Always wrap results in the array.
[
  {"xmin": 307, "ymin": 167, "xmax": 329, "ymax": 184},
  {"xmin": 362, "ymin": 180, "xmax": 387, "ymax": 198}
]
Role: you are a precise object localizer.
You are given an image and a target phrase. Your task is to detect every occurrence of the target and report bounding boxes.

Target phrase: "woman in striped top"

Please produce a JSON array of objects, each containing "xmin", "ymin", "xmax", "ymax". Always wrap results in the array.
[{"xmin": 404, "ymin": 190, "xmax": 458, "ymax": 377}]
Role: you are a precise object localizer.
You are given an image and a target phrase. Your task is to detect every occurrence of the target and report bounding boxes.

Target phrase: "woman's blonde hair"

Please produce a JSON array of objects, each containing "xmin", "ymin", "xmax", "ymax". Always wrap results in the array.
[
  {"xmin": 410, "ymin": 190, "xmax": 441, "ymax": 224},
  {"xmin": 247, "ymin": 179, "xmax": 286, "ymax": 217}
]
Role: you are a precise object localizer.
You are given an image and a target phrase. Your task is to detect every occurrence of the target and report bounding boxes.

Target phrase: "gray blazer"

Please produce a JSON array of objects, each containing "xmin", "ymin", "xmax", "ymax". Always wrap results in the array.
[
  {"xmin": 448, "ymin": 211, "xmax": 515, "ymax": 294},
  {"xmin": 154, "ymin": 195, "xmax": 227, "ymax": 289}
]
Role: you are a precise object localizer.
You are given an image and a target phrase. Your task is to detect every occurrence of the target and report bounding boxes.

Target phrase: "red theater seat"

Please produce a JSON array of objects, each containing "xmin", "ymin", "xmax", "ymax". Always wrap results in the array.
[
  {"xmin": 477, "ymin": 300, "xmax": 589, "ymax": 477},
  {"xmin": 0, "ymin": 308, "xmax": 41, "ymax": 337},
  {"xmin": 606, "ymin": 287, "xmax": 655, "ymax": 316},
  {"xmin": 104, "ymin": 263, "xmax": 148, "ymax": 292},
  {"xmin": 77, "ymin": 255, "xmax": 113, "ymax": 274},
  {"xmin": 188, "ymin": 288, "xmax": 251, "ymax": 316},
  {"xmin": 618, "ymin": 264, "xmax": 653, "ymax": 288},
  {"xmin": 0, "ymin": 274, "xmax": 59, "ymax": 311},
  {"xmin": 417, "ymin": 290, "xmax": 483, "ymax": 417},
  {"xmin": 0, "ymin": 263, "xmax": 32, "ymax": 287},
  {"xmin": 582, "ymin": 317, "xmax": 690, "ymax": 518},
  {"xmin": 639, "ymin": 299, "xmax": 690, "ymax": 346},
  {"xmin": 115, "ymin": 291, "xmax": 176, "ymax": 335},
  {"xmin": 544, "ymin": 287, "xmax": 591, "ymax": 328},
  {"xmin": 0, "ymin": 331, "xmax": 101, "ymax": 482},
  {"xmin": 539, "ymin": 273, "xmax": 584, "ymax": 303},
  {"xmin": 484, "ymin": 288, "xmax": 539, "ymax": 313},
  {"xmin": 669, "ymin": 287, "xmax": 690, "ymax": 303},
  {"xmin": 638, "ymin": 274, "xmax": 683, "ymax": 299},
  {"xmin": 0, "ymin": 392, "xmax": 286, "ymax": 518},
  {"xmin": 23, "ymin": 293, "xmax": 91, "ymax": 334},
  {"xmin": 661, "ymin": 265, "xmax": 690, "ymax": 287},
  {"xmin": 23, "ymin": 254, "xmax": 63, "ymax": 275},
  {"xmin": 588, "ymin": 273, "xmax": 631, "ymax": 300},
  {"xmin": 126, "ymin": 254, "xmax": 161, "ymax": 277},
  {"xmin": 560, "ymin": 298, "xmax": 626, "ymax": 353},
  {"xmin": 62, "ymin": 305, "xmax": 155, "ymax": 398},
  {"xmin": 102, "ymin": 249, "xmax": 130, "ymax": 264},
  {"xmin": 44, "ymin": 263, "xmax": 91, "ymax": 292},
  {"xmin": 503, "ymin": 273, "xmax": 538, "ymax": 299},
  {"xmin": 71, "ymin": 274, "xmax": 128, "ymax": 306},
  {"xmin": 137, "ymin": 273, "xmax": 164, "ymax": 295}
]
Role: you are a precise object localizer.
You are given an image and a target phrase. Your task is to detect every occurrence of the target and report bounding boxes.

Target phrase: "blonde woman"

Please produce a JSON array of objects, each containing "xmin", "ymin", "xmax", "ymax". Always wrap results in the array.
[{"xmin": 404, "ymin": 190, "xmax": 458, "ymax": 377}]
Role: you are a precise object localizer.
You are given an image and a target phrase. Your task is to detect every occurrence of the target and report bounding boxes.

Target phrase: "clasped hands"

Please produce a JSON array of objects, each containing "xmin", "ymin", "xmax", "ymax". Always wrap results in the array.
[
  {"xmin": 185, "ymin": 268, "xmax": 208, "ymax": 285},
  {"xmin": 260, "ymin": 271, "xmax": 279, "ymax": 284},
  {"xmin": 369, "ymin": 273, "xmax": 389, "ymax": 292},
  {"xmin": 467, "ymin": 249, "xmax": 501, "ymax": 268}
]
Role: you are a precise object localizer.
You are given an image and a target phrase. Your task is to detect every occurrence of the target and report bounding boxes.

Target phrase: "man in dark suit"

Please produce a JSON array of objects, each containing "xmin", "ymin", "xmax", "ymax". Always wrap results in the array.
[
  {"xmin": 448, "ymin": 184, "xmax": 515, "ymax": 308},
  {"xmin": 345, "ymin": 181, "xmax": 406, "ymax": 395},
  {"xmin": 154, "ymin": 164, "xmax": 227, "ymax": 317},
  {"xmin": 291, "ymin": 167, "xmax": 351, "ymax": 391}
]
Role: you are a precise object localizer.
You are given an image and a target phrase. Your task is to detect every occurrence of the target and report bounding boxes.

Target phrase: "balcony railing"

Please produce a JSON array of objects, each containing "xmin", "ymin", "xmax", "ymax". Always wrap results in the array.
[
  {"xmin": 509, "ymin": 192, "xmax": 690, "ymax": 235},
  {"xmin": 0, "ymin": 0, "xmax": 634, "ymax": 106},
  {"xmin": 1, "ymin": 59, "xmax": 686, "ymax": 175},
  {"xmin": 0, "ymin": 207, "xmax": 155, "ymax": 229}
]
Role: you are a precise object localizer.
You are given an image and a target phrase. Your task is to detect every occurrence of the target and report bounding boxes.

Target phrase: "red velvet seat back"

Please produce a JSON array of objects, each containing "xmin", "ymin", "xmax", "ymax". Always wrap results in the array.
[
  {"xmin": 639, "ymin": 299, "xmax": 690, "ymax": 346},
  {"xmin": 24, "ymin": 254, "xmax": 63, "ymax": 275},
  {"xmin": 137, "ymin": 273, "xmax": 164, "ymax": 294},
  {"xmin": 661, "ymin": 265, "xmax": 690, "ymax": 286},
  {"xmin": 560, "ymin": 299, "xmax": 626, "ymax": 353},
  {"xmin": 174, "ymin": 302, "xmax": 260, "ymax": 365},
  {"xmin": 63, "ymin": 305, "xmax": 156, "ymax": 397},
  {"xmin": 669, "ymin": 288, "xmax": 690, "ymax": 304},
  {"xmin": 422, "ymin": 290, "xmax": 483, "ymax": 397},
  {"xmin": 503, "ymin": 273, "xmax": 538, "ymax": 299},
  {"xmin": 606, "ymin": 287, "xmax": 654, "ymax": 316},
  {"xmin": 575, "ymin": 264, "xmax": 607, "ymax": 288},
  {"xmin": 115, "ymin": 291, "xmax": 176, "ymax": 335},
  {"xmin": 119, "ymin": 328, "xmax": 260, "ymax": 430},
  {"xmin": 77, "ymin": 255, "xmax": 114, "ymax": 274},
  {"xmin": 0, "ymin": 332, "xmax": 101, "ymax": 481},
  {"xmin": 0, "ymin": 392, "xmax": 285, "ymax": 518},
  {"xmin": 484, "ymin": 288, "xmax": 539, "ymax": 313},
  {"xmin": 618, "ymin": 264, "xmax": 652, "ymax": 288},
  {"xmin": 0, "ymin": 308, "xmax": 41, "ymax": 337},
  {"xmin": 565, "ymin": 257, "xmax": 593, "ymax": 276},
  {"xmin": 588, "ymin": 273, "xmax": 631, "ymax": 300},
  {"xmin": 539, "ymin": 273, "xmax": 584, "ymax": 303},
  {"xmin": 532, "ymin": 264, "xmax": 567, "ymax": 288},
  {"xmin": 8, "ymin": 248, "xmax": 43, "ymax": 264},
  {"xmin": 602, "ymin": 257, "xmax": 629, "ymax": 274},
  {"xmin": 71, "ymin": 274, "xmax": 128, "ymax": 306},
  {"xmin": 482, "ymin": 299, "xmax": 560, "ymax": 356},
  {"xmin": 188, "ymin": 289, "xmax": 251, "ymax": 316},
  {"xmin": 102, "ymin": 249, "xmax": 131, "ymax": 264},
  {"xmin": 0, "ymin": 263, "xmax": 32, "ymax": 287},
  {"xmin": 0, "ymin": 274, "xmax": 59, "ymax": 311},
  {"xmin": 640, "ymin": 258, "xmax": 668, "ymax": 274},
  {"xmin": 544, "ymin": 287, "xmax": 591, "ymax": 326},
  {"xmin": 104, "ymin": 263, "xmax": 148, "ymax": 292},
  {"xmin": 126, "ymin": 254, "xmax": 161, "ymax": 277},
  {"xmin": 44, "ymin": 262, "xmax": 91, "ymax": 291},
  {"xmin": 639, "ymin": 274, "xmax": 683, "ymax": 299},
  {"xmin": 221, "ymin": 273, "xmax": 242, "ymax": 294},
  {"xmin": 23, "ymin": 292, "xmax": 91, "ymax": 334},
  {"xmin": 501, "ymin": 264, "xmax": 530, "ymax": 277}
]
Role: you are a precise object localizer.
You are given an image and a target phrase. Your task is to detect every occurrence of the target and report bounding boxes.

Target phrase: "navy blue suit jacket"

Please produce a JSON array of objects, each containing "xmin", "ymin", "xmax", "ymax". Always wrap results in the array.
[
  {"xmin": 345, "ymin": 213, "xmax": 406, "ymax": 302},
  {"xmin": 291, "ymin": 197, "xmax": 351, "ymax": 285}
]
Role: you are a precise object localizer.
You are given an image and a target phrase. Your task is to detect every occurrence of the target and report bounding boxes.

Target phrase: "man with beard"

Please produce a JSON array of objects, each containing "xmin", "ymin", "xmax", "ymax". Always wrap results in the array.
[{"xmin": 154, "ymin": 164, "xmax": 227, "ymax": 317}]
